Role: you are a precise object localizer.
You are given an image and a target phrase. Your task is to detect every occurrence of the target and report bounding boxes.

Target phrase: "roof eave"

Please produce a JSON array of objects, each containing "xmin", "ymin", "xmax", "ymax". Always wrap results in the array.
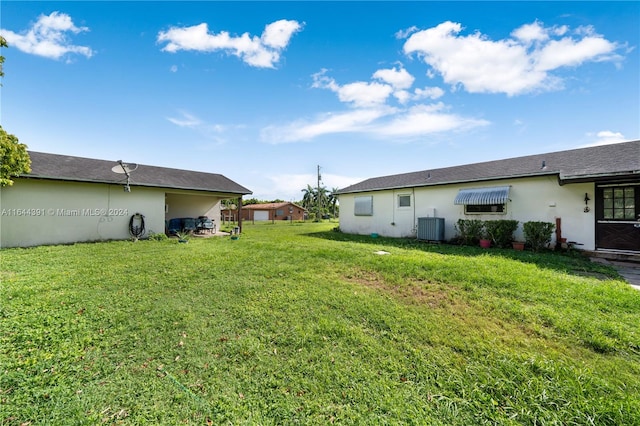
[
  {"xmin": 336, "ymin": 171, "xmax": 560, "ymax": 195},
  {"xmin": 19, "ymin": 174, "xmax": 120, "ymax": 186},
  {"xmin": 16, "ymin": 174, "xmax": 252, "ymax": 195},
  {"xmin": 558, "ymin": 170, "xmax": 640, "ymax": 185}
]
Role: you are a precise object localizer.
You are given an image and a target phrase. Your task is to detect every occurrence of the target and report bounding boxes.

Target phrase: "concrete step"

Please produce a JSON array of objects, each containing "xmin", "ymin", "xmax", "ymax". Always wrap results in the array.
[{"xmin": 585, "ymin": 250, "xmax": 640, "ymax": 264}]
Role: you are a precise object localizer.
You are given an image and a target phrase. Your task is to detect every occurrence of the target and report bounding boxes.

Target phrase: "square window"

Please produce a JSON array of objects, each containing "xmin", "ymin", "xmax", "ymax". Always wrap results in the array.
[
  {"xmin": 354, "ymin": 196, "xmax": 373, "ymax": 216},
  {"xmin": 398, "ymin": 194, "xmax": 411, "ymax": 208}
]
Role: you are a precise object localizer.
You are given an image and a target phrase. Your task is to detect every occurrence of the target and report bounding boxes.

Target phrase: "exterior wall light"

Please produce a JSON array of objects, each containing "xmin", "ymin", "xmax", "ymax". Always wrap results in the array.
[{"xmin": 584, "ymin": 193, "xmax": 590, "ymax": 213}]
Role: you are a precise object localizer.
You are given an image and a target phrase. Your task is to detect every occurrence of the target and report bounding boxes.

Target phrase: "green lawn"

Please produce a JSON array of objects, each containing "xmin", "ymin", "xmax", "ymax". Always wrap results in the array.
[{"xmin": 1, "ymin": 222, "xmax": 639, "ymax": 425}]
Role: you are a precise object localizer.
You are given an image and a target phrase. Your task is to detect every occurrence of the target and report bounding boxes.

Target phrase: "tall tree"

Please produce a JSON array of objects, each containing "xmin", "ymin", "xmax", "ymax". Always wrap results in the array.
[
  {"xmin": 301, "ymin": 184, "xmax": 333, "ymax": 219},
  {"xmin": 301, "ymin": 184, "xmax": 316, "ymax": 210},
  {"xmin": 328, "ymin": 187, "xmax": 340, "ymax": 218},
  {"xmin": 316, "ymin": 186, "xmax": 329, "ymax": 217},
  {"xmin": 0, "ymin": 36, "xmax": 6, "ymax": 80},
  {"xmin": 0, "ymin": 39, "xmax": 31, "ymax": 186}
]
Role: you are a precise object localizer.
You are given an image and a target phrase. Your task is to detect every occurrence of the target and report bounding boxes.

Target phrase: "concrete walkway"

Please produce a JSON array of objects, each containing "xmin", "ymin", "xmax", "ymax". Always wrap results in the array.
[{"xmin": 590, "ymin": 258, "xmax": 640, "ymax": 290}]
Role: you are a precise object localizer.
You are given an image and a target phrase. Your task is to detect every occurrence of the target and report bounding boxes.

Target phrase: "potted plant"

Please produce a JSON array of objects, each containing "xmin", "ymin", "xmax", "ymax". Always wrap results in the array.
[
  {"xmin": 512, "ymin": 241, "xmax": 525, "ymax": 250},
  {"xmin": 478, "ymin": 223, "xmax": 491, "ymax": 248}
]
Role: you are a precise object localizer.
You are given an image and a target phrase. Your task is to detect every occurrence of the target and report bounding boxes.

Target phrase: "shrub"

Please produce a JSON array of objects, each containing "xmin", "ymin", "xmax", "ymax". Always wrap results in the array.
[
  {"xmin": 148, "ymin": 232, "xmax": 169, "ymax": 241},
  {"xmin": 455, "ymin": 219, "xmax": 484, "ymax": 245},
  {"xmin": 523, "ymin": 221, "xmax": 555, "ymax": 252},
  {"xmin": 484, "ymin": 220, "xmax": 519, "ymax": 248}
]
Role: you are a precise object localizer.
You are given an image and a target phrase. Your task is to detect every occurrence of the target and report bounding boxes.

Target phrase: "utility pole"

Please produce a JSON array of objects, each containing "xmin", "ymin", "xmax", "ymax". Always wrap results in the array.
[{"xmin": 317, "ymin": 165, "xmax": 322, "ymax": 222}]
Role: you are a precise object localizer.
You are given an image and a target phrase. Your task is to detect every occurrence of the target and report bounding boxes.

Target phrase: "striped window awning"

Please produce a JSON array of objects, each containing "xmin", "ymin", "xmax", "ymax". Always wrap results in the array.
[{"xmin": 454, "ymin": 186, "xmax": 511, "ymax": 205}]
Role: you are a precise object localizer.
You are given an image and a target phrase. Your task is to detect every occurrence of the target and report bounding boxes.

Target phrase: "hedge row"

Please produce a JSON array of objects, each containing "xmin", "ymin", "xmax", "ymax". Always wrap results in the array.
[{"xmin": 455, "ymin": 219, "xmax": 555, "ymax": 251}]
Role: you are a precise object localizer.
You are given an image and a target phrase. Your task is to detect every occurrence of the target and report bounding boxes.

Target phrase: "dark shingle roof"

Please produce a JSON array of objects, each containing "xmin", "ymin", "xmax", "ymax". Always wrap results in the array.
[
  {"xmin": 337, "ymin": 140, "xmax": 640, "ymax": 194},
  {"xmin": 242, "ymin": 202, "xmax": 307, "ymax": 211},
  {"xmin": 24, "ymin": 151, "xmax": 252, "ymax": 195}
]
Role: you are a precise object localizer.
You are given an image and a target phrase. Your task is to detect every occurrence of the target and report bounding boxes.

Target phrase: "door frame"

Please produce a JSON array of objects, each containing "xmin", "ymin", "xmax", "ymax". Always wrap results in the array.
[{"xmin": 595, "ymin": 182, "xmax": 640, "ymax": 252}]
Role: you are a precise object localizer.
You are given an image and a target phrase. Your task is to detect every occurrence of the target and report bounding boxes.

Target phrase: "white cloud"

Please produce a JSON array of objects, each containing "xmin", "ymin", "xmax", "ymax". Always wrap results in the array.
[
  {"xmin": 511, "ymin": 21, "xmax": 548, "ymax": 44},
  {"xmin": 413, "ymin": 86, "xmax": 445, "ymax": 100},
  {"xmin": 403, "ymin": 20, "xmax": 622, "ymax": 96},
  {"xmin": 166, "ymin": 111, "xmax": 202, "ymax": 128},
  {"xmin": 261, "ymin": 101, "xmax": 488, "ymax": 144},
  {"xmin": 257, "ymin": 173, "xmax": 313, "ymax": 201},
  {"xmin": 263, "ymin": 65, "xmax": 486, "ymax": 144},
  {"xmin": 582, "ymin": 130, "xmax": 628, "ymax": 147},
  {"xmin": 393, "ymin": 90, "xmax": 411, "ymax": 104},
  {"xmin": 166, "ymin": 110, "xmax": 228, "ymax": 144},
  {"xmin": 395, "ymin": 26, "xmax": 418, "ymax": 40},
  {"xmin": 261, "ymin": 107, "xmax": 394, "ymax": 143},
  {"xmin": 262, "ymin": 20, "xmax": 302, "ymax": 49},
  {"xmin": 373, "ymin": 66, "xmax": 414, "ymax": 90},
  {"xmin": 535, "ymin": 36, "xmax": 619, "ymax": 71},
  {"xmin": 313, "ymin": 70, "xmax": 393, "ymax": 108},
  {"xmin": 374, "ymin": 103, "xmax": 490, "ymax": 138},
  {"xmin": 337, "ymin": 81, "xmax": 394, "ymax": 108},
  {"xmin": 253, "ymin": 172, "xmax": 362, "ymax": 202},
  {"xmin": 1, "ymin": 11, "xmax": 93, "ymax": 60},
  {"xmin": 157, "ymin": 19, "xmax": 302, "ymax": 68}
]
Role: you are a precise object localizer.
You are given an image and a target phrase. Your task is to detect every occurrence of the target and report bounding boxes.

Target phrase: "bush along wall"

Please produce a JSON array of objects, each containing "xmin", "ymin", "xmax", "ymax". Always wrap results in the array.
[
  {"xmin": 455, "ymin": 219, "xmax": 519, "ymax": 249},
  {"xmin": 455, "ymin": 219, "xmax": 484, "ymax": 245},
  {"xmin": 484, "ymin": 220, "xmax": 519, "ymax": 248},
  {"xmin": 523, "ymin": 221, "xmax": 555, "ymax": 252}
]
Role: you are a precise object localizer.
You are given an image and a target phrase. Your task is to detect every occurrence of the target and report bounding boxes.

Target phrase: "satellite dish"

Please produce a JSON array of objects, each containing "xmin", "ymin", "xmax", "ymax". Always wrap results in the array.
[
  {"xmin": 111, "ymin": 160, "xmax": 138, "ymax": 174},
  {"xmin": 111, "ymin": 160, "xmax": 138, "ymax": 192}
]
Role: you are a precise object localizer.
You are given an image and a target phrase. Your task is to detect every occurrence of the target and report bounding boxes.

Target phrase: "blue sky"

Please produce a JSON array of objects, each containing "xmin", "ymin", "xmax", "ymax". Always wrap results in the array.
[{"xmin": 2, "ymin": 1, "xmax": 638, "ymax": 201}]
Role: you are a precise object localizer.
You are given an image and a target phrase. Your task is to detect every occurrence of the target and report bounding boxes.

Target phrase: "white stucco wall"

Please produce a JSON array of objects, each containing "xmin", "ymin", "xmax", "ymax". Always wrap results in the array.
[
  {"xmin": 0, "ymin": 179, "xmax": 166, "ymax": 248},
  {"xmin": 165, "ymin": 192, "xmax": 221, "ymax": 223},
  {"xmin": 338, "ymin": 176, "xmax": 596, "ymax": 250}
]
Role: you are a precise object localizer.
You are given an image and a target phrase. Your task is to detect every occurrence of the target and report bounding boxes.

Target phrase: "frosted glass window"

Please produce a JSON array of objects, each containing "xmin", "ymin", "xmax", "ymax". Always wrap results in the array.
[{"xmin": 354, "ymin": 196, "xmax": 373, "ymax": 216}]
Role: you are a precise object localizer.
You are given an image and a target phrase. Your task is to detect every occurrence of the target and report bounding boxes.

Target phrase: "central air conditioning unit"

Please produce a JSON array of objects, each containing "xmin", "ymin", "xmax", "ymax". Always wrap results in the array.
[{"xmin": 417, "ymin": 217, "xmax": 445, "ymax": 241}]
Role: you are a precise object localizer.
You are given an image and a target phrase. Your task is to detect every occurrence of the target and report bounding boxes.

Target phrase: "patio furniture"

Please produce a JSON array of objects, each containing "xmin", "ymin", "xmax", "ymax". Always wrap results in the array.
[{"xmin": 196, "ymin": 216, "xmax": 216, "ymax": 234}]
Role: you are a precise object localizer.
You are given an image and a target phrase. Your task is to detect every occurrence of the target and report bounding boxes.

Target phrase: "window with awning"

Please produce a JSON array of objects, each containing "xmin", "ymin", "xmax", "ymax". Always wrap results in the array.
[
  {"xmin": 454, "ymin": 186, "xmax": 511, "ymax": 205},
  {"xmin": 454, "ymin": 186, "xmax": 510, "ymax": 214}
]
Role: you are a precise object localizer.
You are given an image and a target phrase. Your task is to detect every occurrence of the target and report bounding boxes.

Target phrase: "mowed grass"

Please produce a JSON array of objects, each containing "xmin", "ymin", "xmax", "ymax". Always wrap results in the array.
[{"xmin": 1, "ymin": 221, "xmax": 639, "ymax": 425}]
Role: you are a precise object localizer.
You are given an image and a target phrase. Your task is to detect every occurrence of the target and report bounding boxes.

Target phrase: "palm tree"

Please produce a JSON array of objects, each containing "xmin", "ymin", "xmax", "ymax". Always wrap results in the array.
[
  {"xmin": 328, "ymin": 187, "xmax": 340, "ymax": 218},
  {"xmin": 301, "ymin": 184, "xmax": 316, "ymax": 211},
  {"xmin": 316, "ymin": 186, "xmax": 329, "ymax": 218}
]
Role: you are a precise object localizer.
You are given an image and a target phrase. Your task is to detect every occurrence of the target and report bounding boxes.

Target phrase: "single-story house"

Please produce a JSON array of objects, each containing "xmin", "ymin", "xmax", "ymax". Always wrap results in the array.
[
  {"xmin": 335, "ymin": 140, "xmax": 640, "ymax": 253},
  {"xmin": 0, "ymin": 151, "xmax": 252, "ymax": 248},
  {"xmin": 223, "ymin": 202, "xmax": 308, "ymax": 222}
]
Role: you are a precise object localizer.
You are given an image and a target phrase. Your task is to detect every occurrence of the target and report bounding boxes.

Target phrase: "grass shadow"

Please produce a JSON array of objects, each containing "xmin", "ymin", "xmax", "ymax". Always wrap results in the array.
[{"xmin": 305, "ymin": 230, "xmax": 621, "ymax": 281}]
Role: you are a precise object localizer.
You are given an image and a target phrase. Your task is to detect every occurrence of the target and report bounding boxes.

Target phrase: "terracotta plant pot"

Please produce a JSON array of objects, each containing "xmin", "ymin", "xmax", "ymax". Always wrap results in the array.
[
  {"xmin": 479, "ymin": 239, "xmax": 491, "ymax": 249},
  {"xmin": 512, "ymin": 241, "xmax": 525, "ymax": 251}
]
